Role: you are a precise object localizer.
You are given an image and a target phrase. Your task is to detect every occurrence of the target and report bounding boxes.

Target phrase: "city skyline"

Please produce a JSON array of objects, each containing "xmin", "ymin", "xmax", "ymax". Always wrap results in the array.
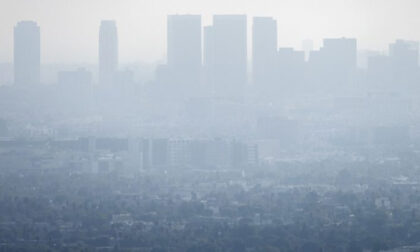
[
  {"xmin": 2, "ymin": 0, "xmax": 420, "ymax": 64},
  {"xmin": 6, "ymin": 16, "xmax": 420, "ymax": 92},
  {"xmin": 4, "ymin": 16, "xmax": 420, "ymax": 68}
]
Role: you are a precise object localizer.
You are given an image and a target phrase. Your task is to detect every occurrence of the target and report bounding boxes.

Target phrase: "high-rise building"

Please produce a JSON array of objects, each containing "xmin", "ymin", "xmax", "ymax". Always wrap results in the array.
[
  {"xmin": 14, "ymin": 21, "xmax": 40, "ymax": 86},
  {"xmin": 366, "ymin": 40, "xmax": 419, "ymax": 92},
  {"xmin": 389, "ymin": 40, "xmax": 419, "ymax": 90},
  {"xmin": 203, "ymin": 26, "xmax": 215, "ymax": 94},
  {"xmin": 99, "ymin": 20, "xmax": 118, "ymax": 85},
  {"xmin": 322, "ymin": 38, "xmax": 357, "ymax": 70},
  {"xmin": 277, "ymin": 48, "xmax": 305, "ymax": 94},
  {"xmin": 203, "ymin": 26, "xmax": 215, "ymax": 68},
  {"xmin": 308, "ymin": 38, "xmax": 357, "ymax": 92},
  {"xmin": 252, "ymin": 17, "xmax": 278, "ymax": 97},
  {"xmin": 211, "ymin": 15, "xmax": 247, "ymax": 99},
  {"xmin": 167, "ymin": 15, "xmax": 202, "ymax": 92}
]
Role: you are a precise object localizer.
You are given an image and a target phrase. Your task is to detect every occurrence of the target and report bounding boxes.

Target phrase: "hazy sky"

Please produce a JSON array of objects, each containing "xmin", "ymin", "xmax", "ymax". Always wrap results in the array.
[{"xmin": 1, "ymin": 0, "xmax": 420, "ymax": 64}]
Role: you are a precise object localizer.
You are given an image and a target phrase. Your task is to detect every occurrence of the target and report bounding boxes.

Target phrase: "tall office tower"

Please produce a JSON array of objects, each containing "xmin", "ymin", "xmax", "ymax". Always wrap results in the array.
[
  {"xmin": 211, "ymin": 15, "xmax": 247, "ymax": 99},
  {"xmin": 99, "ymin": 20, "xmax": 118, "ymax": 85},
  {"xmin": 167, "ymin": 15, "xmax": 202, "ymax": 95},
  {"xmin": 203, "ymin": 26, "xmax": 215, "ymax": 68},
  {"xmin": 389, "ymin": 40, "xmax": 419, "ymax": 90},
  {"xmin": 252, "ymin": 17, "xmax": 278, "ymax": 98},
  {"xmin": 14, "ymin": 21, "xmax": 40, "ymax": 86},
  {"xmin": 309, "ymin": 38, "xmax": 357, "ymax": 92},
  {"xmin": 203, "ymin": 26, "xmax": 215, "ymax": 94}
]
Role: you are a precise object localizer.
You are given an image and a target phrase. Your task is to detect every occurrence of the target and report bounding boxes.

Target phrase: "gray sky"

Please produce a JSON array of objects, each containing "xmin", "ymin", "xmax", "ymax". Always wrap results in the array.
[{"xmin": 1, "ymin": 0, "xmax": 420, "ymax": 64}]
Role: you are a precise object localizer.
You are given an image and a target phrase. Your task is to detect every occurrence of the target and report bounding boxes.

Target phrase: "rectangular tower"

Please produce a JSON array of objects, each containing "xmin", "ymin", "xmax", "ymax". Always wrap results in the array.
[
  {"xmin": 212, "ymin": 15, "xmax": 247, "ymax": 100},
  {"xmin": 167, "ymin": 15, "xmax": 202, "ymax": 96},
  {"xmin": 14, "ymin": 21, "xmax": 40, "ymax": 86},
  {"xmin": 99, "ymin": 20, "xmax": 118, "ymax": 85},
  {"xmin": 252, "ymin": 17, "xmax": 278, "ymax": 97}
]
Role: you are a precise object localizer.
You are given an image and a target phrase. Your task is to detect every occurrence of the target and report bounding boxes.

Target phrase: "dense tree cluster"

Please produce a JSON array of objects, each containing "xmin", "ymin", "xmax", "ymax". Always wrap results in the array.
[{"xmin": 1, "ymin": 163, "xmax": 420, "ymax": 252}]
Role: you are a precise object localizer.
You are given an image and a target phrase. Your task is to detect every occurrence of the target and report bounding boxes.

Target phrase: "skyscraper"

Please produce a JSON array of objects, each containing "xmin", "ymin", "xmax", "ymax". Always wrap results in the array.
[
  {"xmin": 167, "ymin": 15, "xmax": 202, "ymax": 92},
  {"xmin": 389, "ymin": 40, "xmax": 419, "ymax": 89},
  {"xmin": 203, "ymin": 26, "xmax": 215, "ymax": 68},
  {"xmin": 252, "ymin": 17, "xmax": 278, "ymax": 96},
  {"xmin": 309, "ymin": 38, "xmax": 357, "ymax": 92},
  {"xmin": 99, "ymin": 20, "xmax": 118, "ymax": 85},
  {"xmin": 322, "ymin": 38, "xmax": 357, "ymax": 70},
  {"xmin": 203, "ymin": 26, "xmax": 215, "ymax": 95},
  {"xmin": 14, "ymin": 21, "xmax": 40, "ymax": 86},
  {"xmin": 211, "ymin": 15, "xmax": 247, "ymax": 99}
]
